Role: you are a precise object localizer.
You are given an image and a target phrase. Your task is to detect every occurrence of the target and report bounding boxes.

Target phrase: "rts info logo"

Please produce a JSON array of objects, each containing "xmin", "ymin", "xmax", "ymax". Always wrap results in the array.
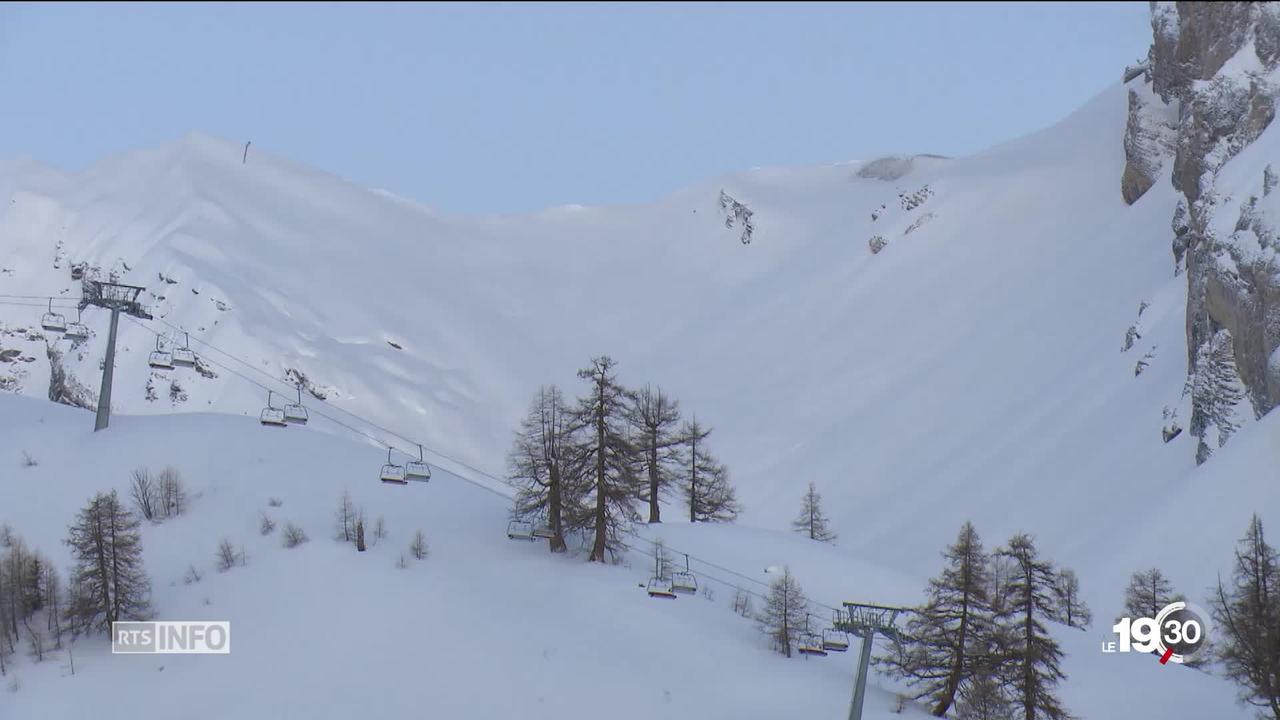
[{"xmin": 1101, "ymin": 601, "xmax": 1211, "ymax": 665}]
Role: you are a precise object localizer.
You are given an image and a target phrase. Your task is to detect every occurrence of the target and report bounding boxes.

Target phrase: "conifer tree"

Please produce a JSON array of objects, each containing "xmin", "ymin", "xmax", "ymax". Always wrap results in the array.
[
  {"xmin": 569, "ymin": 356, "xmax": 641, "ymax": 563},
  {"xmin": 996, "ymin": 534, "xmax": 1068, "ymax": 720},
  {"xmin": 507, "ymin": 385, "xmax": 579, "ymax": 552},
  {"xmin": 759, "ymin": 566, "xmax": 808, "ymax": 658},
  {"xmin": 1123, "ymin": 567, "xmax": 1180, "ymax": 620},
  {"xmin": 878, "ymin": 522, "xmax": 996, "ymax": 717},
  {"xmin": 1052, "ymin": 568, "xmax": 1091, "ymax": 629},
  {"xmin": 629, "ymin": 385, "xmax": 683, "ymax": 524},
  {"xmin": 64, "ymin": 491, "xmax": 151, "ymax": 633},
  {"xmin": 792, "ymin": 482, "xmax": 836, "ymax": 543},
  {"xmin": 680, "ymin": 418, "xmax": 740, "ymax": 523},
  {"xmin": 1211, "ymin": 515, "xmax": 1280, "ymax": 719}
]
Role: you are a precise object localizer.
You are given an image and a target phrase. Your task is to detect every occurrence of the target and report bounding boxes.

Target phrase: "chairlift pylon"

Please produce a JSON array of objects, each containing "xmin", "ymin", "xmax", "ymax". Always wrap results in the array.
[
  {"xmin": 380, "ymin": 447, "xmax": 407, "ymax": 485},
  {"xmin": 405, "ymin": 443, "xmax": 431, "ymax": 480},
  {"xmin": 259, "ymin": 390, "xmax": 287, "ymax": 427},
  {"xmin": 172, "ymin": 331, "xmax": 195, "ymax": 367},
  {"xmin": 148, "ymin": 335, "xmax": 174, "ymax": 369},
  {"xmin": 40, "ymin": 299, "xmax": 67, "ymax": 333},
  {"xmin": 283, "ymin": 384, "xmax": 308, "ymax": 425}
]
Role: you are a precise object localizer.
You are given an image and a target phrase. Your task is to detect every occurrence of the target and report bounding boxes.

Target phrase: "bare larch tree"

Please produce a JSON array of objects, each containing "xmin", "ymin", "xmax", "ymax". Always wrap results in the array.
[{"xmin": 628, "ymin": 385, "xmax": 682, "ymax": 524}]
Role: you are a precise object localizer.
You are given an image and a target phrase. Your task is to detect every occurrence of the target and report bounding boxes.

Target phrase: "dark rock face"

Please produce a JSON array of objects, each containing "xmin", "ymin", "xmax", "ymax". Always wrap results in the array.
[
  {"xmin": 1122, "ymin": 87, "xmax": 1178, "ymax": 204},
  {"xmin": 1129, "ymin": 2, "xmax": 1280, "ymax": 461}
]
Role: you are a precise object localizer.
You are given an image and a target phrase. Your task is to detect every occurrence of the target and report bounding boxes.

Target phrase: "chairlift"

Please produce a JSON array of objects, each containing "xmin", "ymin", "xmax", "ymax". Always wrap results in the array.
[
  {"xmin": 148, "ymin": 336, "xmax": 174, "ymax": 369},
  {"xmin": 646, "ymin": 577, "xmax": 677, "ymax": 599},
  {"xmin": 172, "ymin": 332, "xmax": 196, "ymax": 367},
  {"xmin": 798, "ymin": 634, "xmax": 829, "ymax": 656},
  {"xmin": 405, "ymin": 443, "xmax": 431, "ymax": 480},
  {"xmin": 798, "ymin": 614, "xmax": 829, "ymax": 656},
  {"xmin": 283, "ymin": 385, "xmax": 308, "ymax": 425},
  {"xmin": 259, "ymin": 390, "xmax": 287, "ymax": 427},
  {"xmin": 822, "ymin": 628, "xmax": 850, "ymax": 652},
  {"xmin": 531, "ymin": 522, "xmax": 555, "ymax": 539},
  {"xmin": 671, "ymin": 553, "xmax": 698, "ymax": 595},
  {"xmin": 646, "ymin": 551, "xmax": 678, "ymax": 599},
  {"xmin": 64, "ymin": 307, "xmax": 89, "ymax": 340},
  {"xmin": 380, "ymin": 447, "xmax": 407, "ymax": 485},
  {"xmin": 40, "ymin": 299, "xmax": 66, "ymax": 333},
  {"xmin": 506, "ymin": 520, "xmax": 535, "ymax": 541}
]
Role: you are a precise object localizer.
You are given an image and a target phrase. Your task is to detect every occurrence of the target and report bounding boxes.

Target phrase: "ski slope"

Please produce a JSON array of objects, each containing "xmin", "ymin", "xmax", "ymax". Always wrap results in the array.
[
  {"xmin": 1, "ymin": 59, "xmax": 1279, "ymax": 716},
  {"xmin": 1, "ymin": 78, "xmax": 1268, "ymax": 588},
  {"xmin": 0, "ymin": 394, "xmax": 1254, "ymax": 719}
]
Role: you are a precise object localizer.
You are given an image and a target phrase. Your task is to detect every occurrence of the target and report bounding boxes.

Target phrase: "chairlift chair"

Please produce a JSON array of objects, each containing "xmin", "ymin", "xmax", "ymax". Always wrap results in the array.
[
  {"xmin": 172, "ymin": 332, "xmax": 196, "ymax": 367},
  {"xmin": 148, "ymin": 336, "xmax": 174, "ymax": 369},
  {"xmin": 646, "ymin": 577, "xmax": 677, "ymax": 599},
  {"xmin": 671, "ymin": 571, "xmax": 698, "ymax": 595},
  {"xmin": 380, "ymin": 447, "xmax": 407, "ymax": 485},
  {"xmin": 40, "ymin": 299, "xmax": 66, "ymax": 333},
  {"xmin": 259, "ymin": 390, "xmax": 287, "ymax": 427},
  {"xmin": 405, "ymin": 444, "xmax": 431, "ymax": 480},
  {"xmin": 506, "ymin": 520, "xmax": 535, "ymax": 541},
  {"xmin": 64, "ymin": 307, "xmax": 89, "ymax": 340},
  {"xmin": 797, "ymin": 633, "xmax": 829, "ymax": 657},
  {"xmin": 283, "ymin": 385, "xmax": 308, "ymax": 425},
  {"xmin": 531, "ymin": 522, "xmax": 555, "ymax": 540},
  {"xmin": 671, "ymin": 554, "xmax": 698, "ymax": 594},
  {"xmin": 797, "ymin": 615, "xmax": 828, "ymax": 656},
  {"xmin": 822, "ymin": 628, "xmax": 851, "ymax": 652}
]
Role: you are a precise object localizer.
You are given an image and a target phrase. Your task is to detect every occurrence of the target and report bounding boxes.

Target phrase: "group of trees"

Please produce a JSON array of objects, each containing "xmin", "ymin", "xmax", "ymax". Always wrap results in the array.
[
  {"xmin": 507, "ymin": 356, "xmax": 740, "ymax": 562},
  {"xmin": 877, "ymin": 523, "xmax": 1086, "ymax": 719},
  {"xmin": 0, "ymin": 529, "xmax": 62, "ymax": 672},
  {"xmin": 128, "ymin": 466, "xmax": 188, "ymax": 522},
  {"xmin": 1, "ymin": 489, "xmax": 152, "ymax": 675},
  {"xmin": 334, "ymin": 491, "xmax": 427, "ymax": 568}
]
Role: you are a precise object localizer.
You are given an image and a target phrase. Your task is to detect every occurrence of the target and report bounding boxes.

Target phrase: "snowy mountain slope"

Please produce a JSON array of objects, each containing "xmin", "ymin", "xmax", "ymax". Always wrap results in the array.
[
  {"xmin": 0, "ymin": 56, "xmax": 1277, "ymax": 692},
  {"xmin": 0, "ymin": 394, "xmax": 1253, "ymax": 719}
]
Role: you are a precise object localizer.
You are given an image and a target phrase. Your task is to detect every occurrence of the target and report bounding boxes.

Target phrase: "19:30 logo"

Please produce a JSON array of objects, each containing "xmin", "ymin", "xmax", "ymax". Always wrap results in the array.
[{"xmin": 1104, "ymin": 601, "xmax": 1212, "ymax": 665}]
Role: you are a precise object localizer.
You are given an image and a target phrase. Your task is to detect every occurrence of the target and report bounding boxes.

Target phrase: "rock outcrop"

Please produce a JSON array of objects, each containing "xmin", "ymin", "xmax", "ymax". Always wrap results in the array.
[{"xmin": 1126, "ymin": 2, "xmax": 1280, "ymax": 462}]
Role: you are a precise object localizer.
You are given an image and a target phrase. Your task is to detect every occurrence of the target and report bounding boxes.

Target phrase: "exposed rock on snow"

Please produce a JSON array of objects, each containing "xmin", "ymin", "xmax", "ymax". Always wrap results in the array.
[
  {"xmin": 855, "ymin": 155, "xmax": 914, "ymax": 181},
  {"xmin": 1121, "ymin": 84, "xmax": 1178, "ymax": 204},
  {"xmin": 1129, "ymin": 1, "xmax": 1280, "ymax": 460}
]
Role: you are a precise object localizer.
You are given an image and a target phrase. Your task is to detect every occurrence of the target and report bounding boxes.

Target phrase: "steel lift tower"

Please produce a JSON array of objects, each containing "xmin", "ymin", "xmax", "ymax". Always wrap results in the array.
[
  {"xmin": 81, "ymin": 281, "xmax": 151, "ymax": 431},
  {"xmin": 835, "ymin": 602, "xmax": 907, "ymax": 720}
]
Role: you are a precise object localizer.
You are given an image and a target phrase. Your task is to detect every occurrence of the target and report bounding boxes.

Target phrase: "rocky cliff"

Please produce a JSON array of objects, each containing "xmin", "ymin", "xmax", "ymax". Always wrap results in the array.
[{"xmin": 1124, "ymin": 1, "xmax": 1280, "ymax": 462}]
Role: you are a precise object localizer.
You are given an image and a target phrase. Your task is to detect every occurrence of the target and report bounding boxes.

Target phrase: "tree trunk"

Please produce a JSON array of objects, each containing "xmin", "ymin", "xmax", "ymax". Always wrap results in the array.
[
  {"xmin": 648, "ymin": 435, "xmax": 661, "ymax": 524},
  {"xmin": 93, "ymin": 505, "xmax": 111, "ymax": 628},
  {"xmin": 933, "ymin": 588, "xmax": 969, "ymax": 716},
  {"xmin": 688, "ymin": 433, "xmax": 697, "ymax": 523},
  {"xmin": 548, "ymin": 462, "xmax": 567, "ymax": 553},
  {"xmin": 1024, "ymin": 570, "xmax": 1035, "ymax": 720},
  {"xmin": 589, "ymin": 382, "xmax": 608, "ymax": 563},
  {"xmin": 356, "ymin": 520, "xmax": 366, "ymax": 552}
]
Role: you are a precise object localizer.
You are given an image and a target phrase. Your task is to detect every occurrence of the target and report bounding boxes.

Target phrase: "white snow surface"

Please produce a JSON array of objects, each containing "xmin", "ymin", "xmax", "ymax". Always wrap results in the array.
[
  {"xmin": 0, "ymin": 394, "xmax": 1258, "ymax": 719},
  {"xmin": 1, "ymin": 78, "xmax": 1278, "ymax": 717}
]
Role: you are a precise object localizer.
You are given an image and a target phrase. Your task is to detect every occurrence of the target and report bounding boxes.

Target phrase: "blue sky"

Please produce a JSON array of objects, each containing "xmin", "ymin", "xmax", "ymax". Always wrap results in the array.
[{"xmin": 0, "ymin": 2, "xmax": 1150, "ymax": 214}]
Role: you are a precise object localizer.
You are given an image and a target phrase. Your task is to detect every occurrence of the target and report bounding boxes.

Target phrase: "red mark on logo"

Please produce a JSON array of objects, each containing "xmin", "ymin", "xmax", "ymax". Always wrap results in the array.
[{"xmin": 1159, "ymin": 648, "xmax": 1174, "ymax": 665}]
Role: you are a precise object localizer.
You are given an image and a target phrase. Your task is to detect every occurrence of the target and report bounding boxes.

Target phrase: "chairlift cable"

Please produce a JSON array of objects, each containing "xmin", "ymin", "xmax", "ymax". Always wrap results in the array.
[{"xmin": 125, "ymin": 314, "xmax": 849, "ymax": 612}]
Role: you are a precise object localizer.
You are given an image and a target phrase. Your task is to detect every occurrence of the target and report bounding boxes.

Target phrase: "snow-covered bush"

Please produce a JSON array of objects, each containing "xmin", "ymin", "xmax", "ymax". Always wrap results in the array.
[{"xmin": 283, "ymin": 524, "xmax": 309, "ymax": 548}]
